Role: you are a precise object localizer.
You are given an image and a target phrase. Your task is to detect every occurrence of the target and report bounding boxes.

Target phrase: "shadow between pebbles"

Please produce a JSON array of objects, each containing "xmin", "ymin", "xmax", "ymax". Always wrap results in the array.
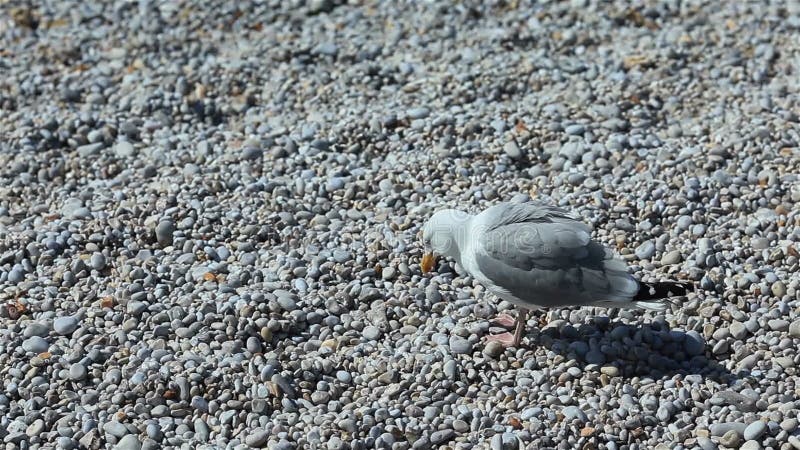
[{"xmin": 532, "ymin": 318, "xmax": 735, "ymax": 383}]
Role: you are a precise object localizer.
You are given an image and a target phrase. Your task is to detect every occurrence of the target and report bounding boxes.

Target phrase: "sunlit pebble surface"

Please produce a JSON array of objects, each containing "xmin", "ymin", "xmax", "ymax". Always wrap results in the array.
[{"xmin": 1, "ymin": 1, "xmax": 800, "ymax": 450}]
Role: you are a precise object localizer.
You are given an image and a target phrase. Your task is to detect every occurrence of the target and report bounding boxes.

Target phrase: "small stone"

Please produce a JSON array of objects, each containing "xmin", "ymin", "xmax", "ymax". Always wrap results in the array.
[
  {"xmin": 115, "ymin": 142, "xmax": 136, "ymax": 157},
  {"xmin": 193, "ymin": 419, "xmax": 209, "ymax": 442},
  {"xmin": 24, "ymin": 322, "xmax": 51, "ymax": 337},
  {"xmin": 504, "ymin": 141, "xmax": 523, "ymax": 160},
  {"xmin": 274, "ymin": 290, "xmax": 298, "ymax": 311},
  {"xmin": 661, "ymin": 250, "xmax": 682, "ymax": 265},
  {"xmin": 443, "ymin": 360, "xmax": 458, "ymax": 380},
  {"xmin": 600, "ymin": 366, "xmax": 619, "ymax": 377},
  {"xmin": 363, "ymin": 326, "xmax": 380, "ymax": 341},
  {"xmin": 449, "ymin": 336, "xmax": 473, "ymax": 355},
  {"xmin": 768, "ymin": 319, "xmax": 789, "ymax": 332},
  {"xmin": 242, "ymin": 144, "xmax": 263, "ymax": 160},
  {"xmin": 729, "ymin": 321, "xmax": 747, "ymax": 340},
  {"xmin": 483, "ymin": 341, "xmax": 504, "ymax": 358},
  {"xmin": 270, "ymin": 374, "xmax": 296, "ymax": 399},
  {"xmin": 245, "ymin": 429, "xmax": 269, "ymax": 448},
  {"xmin": 772, "ymin": 281, "xmax": 786, "ymax": 297},
  {"xmin": 430, "ymin": 430, "xmax": 455, "ymax": 445},
  {"xmin": 77, "ymin": 142, "xmax": 104, "ymax": 157},
  {"xmin": 635, "ymin": 241, "xmax": 656, "ymax": 259},
  {"xmin": 565, "ymin": 124, "xmax": 585, "ymax": 135},
  {"xmin": 407, "ymin": 107, "xmax": 430, "ymax": 119},
  {"xmin": 26, "ymin": 419, "xmax": 44, "ymax": 437},
  {"xmin": 71, "ymin": 207, "xmax": 92, "ymax": 220},
  {"xmin": 103, "ymin": 421, "xmax": 129, "ymax": 438},
  {"xmin": 79, "ymin": 430, "xmax": 98, "ymax": 449},
  {"xmin": 684, "ymin": 331, "xmax": 705, "ymax": 356},
  {"xmin": 332, "ymin": 249, "xmax": 351, "ymax": 263},
  {"xmin": 114, "ymin": 434, "xmax": 142, "ymax": 450},
  {"xmin": 452, "ymin": 419, "xmax": 468, "ymax": 433},
  {"xmin": 53, "ymin": 316, "xmax": 79, "ymax": 335},
  {"xmin": 562, "ymin": 406, "xmax": 588, "ymax": 422},
  {"xmin": 90, "ymin": 253, "xmax": 107, "ymax": 270},
  {"xmin": 246, "ymin": 336, "xmax": 262, "ymax": 353},
  {"xmin": 490, "ymin": 434, "xmax": 502, "ymax": 450},
  {"xmin": 790, "ymin": 320, "xmax": 800, "ymax": 338},
  {"xmin": 22, "ymin": 336, "xmax": 49, "ymax": 353},
  {"xmin": 743, "ymin": 421, "xmax": 766, "ymax": 440},
  {"xmin": 656, "ymin": 405, "xmax": 673, "ymax": 422},
  {"xmin": 154, "ymin": 220, "xmax": 175, "ymax": 247},
  {"xmin": 308, "ymin": 0, "xmax": 334, "ymax": 14},
  {"xmin": 327, "ymin": 436, "xmax": 344, "ymax": 450},
  {"xmin": 326, "ymin": 177, "xmax": 345, "ymax": 192},
  {"xmin": 696, "ymin": 437, "xmax": 716, "ymax": 450},
  {"xmin": 719, "ymin": 430, "xmax": 741, "ymax": 448},
  {"xmin": 781, "ymin": 418, "xmax": 798, "ymax": 432},
  {"xmin": 740, "ymin": 440, "xmax": 762, "ymax": 450},
  {"xmin": 69, "ymin": 363, "xmax": 87, "ymax": 381}
]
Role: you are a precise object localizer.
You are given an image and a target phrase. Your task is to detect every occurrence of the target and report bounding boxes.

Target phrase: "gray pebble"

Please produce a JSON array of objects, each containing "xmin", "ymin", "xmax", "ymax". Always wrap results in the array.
[
  {"xmin": 21, "ymin": 336, "xmax": 49, "ymax": 353},
  {"xmin": 430, "ymin": 430, "xmax": 455, "ymax": 445},
  {"xmin": 103, "ymin": 421, "xmax": 129, "ymax": 438},
  {"xmin": 407, "ymin": 107, "xmax": 430, "ymax": 119},
  {"xmin": 154, "ymin": 220, "xmax": 175, "ymax": 247},
  {"xmin": 69, "ymin": 363, "xmax": 88, "ymax": 381},
  {"xmin": 743, "ymin": 421, "xmax": 767, "ymax": 441},
  {"xmin": 635, "ymin": 241, "xmax": 656, "ymax": 259},
  {"xmin": 483, "ymin": 341, "xmax": 504, "ymax": 358},
  {"xmin": 789, "ymin": 320, "xmax": 800, "ymax": 338},
  {"xmin": 740, "ymin": 441, "xmax": 762, "ymax": 450},
  {"xmin": 363, "ymin": 325, "xmax": 381, "ymax": 341},
  {"xmin": 114, "ymin": 435, "xmax": 142, "ymax": 450},
  {"xmin": 53, "ymin": 316, "xmax": 79, "ymax": 335},
  {"xmin": 245, "ymin": 429, "xmax": 269, "ymax": 447},
  {"xmin": 449, "ymin": 336, "xmax": 473, "ymax": 355},
  {"xmin": 729, "ymin": 321, "xmax": 747, "ymax": 340},
  {"xmin": 90, "ymin": 253, "xmax": 107, "ymax": 270},
  {"xmin": 781, "ymin": 418, "xmax": 798, "ymax": 432},
  {"xmin": 114, "ymin": 141, "xmax": 136, "ymax": 158},
  {"xmin": 719, "ymin": 430, "xmax": 741, "ymax": 448},
  {"xmin": 562, "ymin": 406, "xmax": 588, "ymax": 422},
  {"xmin": 684, "ymin": 331, "xmax": 705, "ymax": 356},
  {"xmin": 768, "ymin": 319, "xmax": 789, "ymax": 332},
  {"xmin": 24, "ymin": 322, "xmax": 51, "ymax": 337},
  {"xmin": 504, "ymin": 141, "xmax": 523, "ymax": 160},
  {"xmin": 661, "ymin": 250, "xmax": 682, "ymax": 265}
]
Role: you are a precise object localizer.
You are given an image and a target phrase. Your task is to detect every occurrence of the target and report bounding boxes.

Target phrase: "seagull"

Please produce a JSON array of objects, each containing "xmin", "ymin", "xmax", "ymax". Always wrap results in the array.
[{"xmin": 420, "ymin": 202, "xmax": 692, "ymax": 347}]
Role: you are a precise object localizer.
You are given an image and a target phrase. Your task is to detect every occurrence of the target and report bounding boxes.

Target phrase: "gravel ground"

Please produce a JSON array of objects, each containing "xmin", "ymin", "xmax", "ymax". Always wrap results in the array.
[{"xmin": 1, "ymin": 1, "xmax": 800, "ymax": 449}]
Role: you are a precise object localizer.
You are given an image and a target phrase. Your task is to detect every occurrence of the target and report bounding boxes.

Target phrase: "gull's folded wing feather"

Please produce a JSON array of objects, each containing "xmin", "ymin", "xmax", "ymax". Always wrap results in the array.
[{"xmin": 474, "ymin": 203, "xmax": 639, "ymax": 308}]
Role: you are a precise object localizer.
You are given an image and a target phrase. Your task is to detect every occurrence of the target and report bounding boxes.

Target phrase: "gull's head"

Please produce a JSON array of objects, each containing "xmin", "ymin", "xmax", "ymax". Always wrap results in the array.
[{"xmin": 420, "ymin": 209, "xmax": 471, "ymax": 273}]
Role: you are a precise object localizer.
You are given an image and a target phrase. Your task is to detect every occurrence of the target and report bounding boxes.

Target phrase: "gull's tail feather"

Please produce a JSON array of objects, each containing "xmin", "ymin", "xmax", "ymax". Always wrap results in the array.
[{"xmin": 632, "ymin": 281, "xmax": 694, "ymax": 310}]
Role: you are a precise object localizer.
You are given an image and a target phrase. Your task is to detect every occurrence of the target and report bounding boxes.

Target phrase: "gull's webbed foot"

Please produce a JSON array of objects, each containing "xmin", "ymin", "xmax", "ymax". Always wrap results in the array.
[
  {"xmin": 491, "ymin": 313, "xmax": 517, "ymax": 328},
  {"xmin": 486, "ymin": 332, "xmax": 517, "ymax": 347}
]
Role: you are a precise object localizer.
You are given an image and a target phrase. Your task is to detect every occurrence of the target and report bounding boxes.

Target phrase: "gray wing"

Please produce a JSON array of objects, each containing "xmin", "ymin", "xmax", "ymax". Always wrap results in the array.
[{"xmin": 474, "ymin": 202, "xmax": 639, "ymax": 307}]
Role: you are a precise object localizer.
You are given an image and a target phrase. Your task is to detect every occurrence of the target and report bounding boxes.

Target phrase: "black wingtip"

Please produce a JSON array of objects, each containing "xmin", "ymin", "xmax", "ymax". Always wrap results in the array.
[{"xmin": 635, "ymin": 281, "xmax": 694, "ymax": 301}]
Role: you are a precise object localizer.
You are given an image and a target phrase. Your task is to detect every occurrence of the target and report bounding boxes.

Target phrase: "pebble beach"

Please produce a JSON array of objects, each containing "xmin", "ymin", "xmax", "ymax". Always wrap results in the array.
[{"xmin": 1, "ymin": 1, "xmax": 800, "ymax": 449}]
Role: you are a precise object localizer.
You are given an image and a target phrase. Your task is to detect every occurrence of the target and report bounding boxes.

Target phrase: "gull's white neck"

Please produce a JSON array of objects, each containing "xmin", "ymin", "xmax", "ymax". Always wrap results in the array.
[{"xmin": 425, "ymin": 209, "xmax": 479, "ymax": 269}]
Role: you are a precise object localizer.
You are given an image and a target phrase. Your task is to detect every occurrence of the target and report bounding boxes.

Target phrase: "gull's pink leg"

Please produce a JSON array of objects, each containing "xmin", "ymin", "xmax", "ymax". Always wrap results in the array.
[
  {"xmin": 487, "ymin": 308, "xmax": 529, "ymax": 347},
  {"xmin": 513, "ymin": 308, "xmax": 529, "ymax": 347}
]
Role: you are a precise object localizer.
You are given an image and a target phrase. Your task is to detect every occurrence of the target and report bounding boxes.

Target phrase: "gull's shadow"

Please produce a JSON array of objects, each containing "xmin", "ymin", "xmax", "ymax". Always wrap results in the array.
[{"xmin": 527, "ymin": 318, "xmax": 736, "ymax": 383}]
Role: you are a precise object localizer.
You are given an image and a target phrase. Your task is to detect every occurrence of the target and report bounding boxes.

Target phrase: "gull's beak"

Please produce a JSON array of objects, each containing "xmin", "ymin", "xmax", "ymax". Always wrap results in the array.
[{"xmin": 421, "ymin": 253, "xmax": 436, "ymax": 274}]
